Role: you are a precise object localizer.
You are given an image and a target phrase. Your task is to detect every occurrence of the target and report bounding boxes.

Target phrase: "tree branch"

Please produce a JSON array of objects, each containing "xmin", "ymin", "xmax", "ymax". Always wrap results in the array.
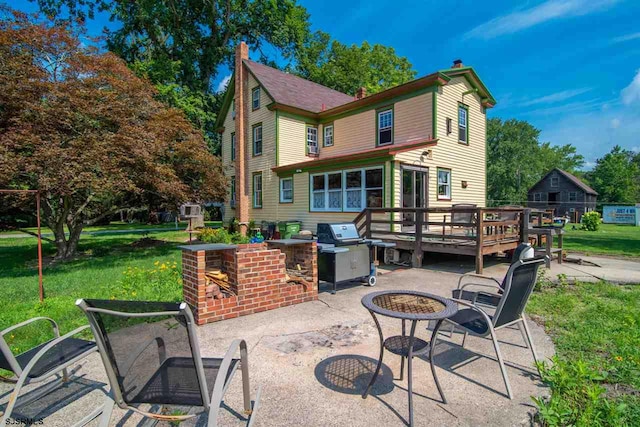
[{"xmin": 3, "ymin": 226, "xmax": 55, "ymax": 243}]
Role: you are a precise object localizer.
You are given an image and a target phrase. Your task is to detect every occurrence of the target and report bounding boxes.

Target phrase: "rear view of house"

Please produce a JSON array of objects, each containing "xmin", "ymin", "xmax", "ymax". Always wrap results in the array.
[
  {"xmin": 216, "ymin": 43, "xmax": 496, "ymax": 232},
  {"xmin": 528, "ymin": 168, "xmax": 597, "ymax": 222}
]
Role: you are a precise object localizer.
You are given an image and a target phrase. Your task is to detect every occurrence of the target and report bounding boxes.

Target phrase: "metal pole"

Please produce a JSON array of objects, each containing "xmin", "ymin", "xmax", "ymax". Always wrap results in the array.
[{"xmin": 36, "ymin": 191, "xmax": 44, "ymax": 302}]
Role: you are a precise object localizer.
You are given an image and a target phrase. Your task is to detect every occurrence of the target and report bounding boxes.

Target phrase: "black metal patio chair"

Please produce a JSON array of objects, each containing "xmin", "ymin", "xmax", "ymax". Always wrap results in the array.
[
  {"xmin": 435, "ymin": 256, "xmax": 547, "ymax": 399},
  {"xmin": 1, "ymin": 317, "xmax": 110, "ymax": 427},
  {"xmin": 443, "ymin": 204, "xmax": 477, "ymax": 238},
  {"xmin": 76, "ymin": 299, "xmax": 261, "ymax": 426}
]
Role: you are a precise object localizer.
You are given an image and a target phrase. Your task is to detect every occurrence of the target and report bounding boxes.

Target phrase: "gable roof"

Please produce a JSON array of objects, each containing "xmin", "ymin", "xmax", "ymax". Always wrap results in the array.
[
  {"xmin": 531, "ymin": 168, "xmax": 598, "ymax": 195},
  {"xmin": 215, "ymin": 60, "xmax": 495, "ymax": 129},
  {"xmin": 244, "ymin": 60, "xmax": 354, "ymax": 113}
]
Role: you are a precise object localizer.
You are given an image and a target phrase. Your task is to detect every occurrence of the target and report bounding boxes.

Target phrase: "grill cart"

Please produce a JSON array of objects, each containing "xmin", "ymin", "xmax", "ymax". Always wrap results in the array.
[{"xmin": 316, "ymin": 223, "xmax": 395, "ymax": 294}]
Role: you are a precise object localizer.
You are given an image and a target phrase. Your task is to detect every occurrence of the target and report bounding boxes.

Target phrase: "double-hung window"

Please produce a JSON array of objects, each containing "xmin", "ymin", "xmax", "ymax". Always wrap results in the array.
[
  {"xmin": 230, "ymin": 132, "xmax": 236, "ymax": 161},
  {"xmin": 550, "ymin": 177, "xmax": 559, "ymax": 187},
  {"xmin": 311, "ymin": 172, "xmax": 342, "ymax": 211},
  {"xmin": 458, "ymin": 104, "xmax": 468, "ymax": 144},
  {"xmin": 377, "ymin": 109, "xmax": 393, "ymax": 145},
  {"xmin": 230, "ymin": 176, "xmax": 236, "ymax": 208},
  {"xmin": 280, "ymin": 177, "xmax": 293, "ymax": 203},
  {"xmin": 252, "ymin": 87, "xmax": 260, "ymax": 110},
  {"xmin": 568, "ymin": 192, "xmax": 577, "ymax": 202},
  {"xmin": 437, "ymin": 168, "xmax": 451, "ymax": 200},
  {"xmin": 534, "ymin": 192, "xmax": 542, "ymax": 202},
  {"xmin": 307, "ymin": 126, "xmax": 318, "ymax": 155},
  {"xmin": 253, "ymin": 124, "xmax": 262, "ymax": 156},
  {"xmin": 253, "ymin": 172, "xmax": 262, "ymax": 208},
  {"xmin": 323, "ymin": 125, "xmax": 334, "ymax": 146}
]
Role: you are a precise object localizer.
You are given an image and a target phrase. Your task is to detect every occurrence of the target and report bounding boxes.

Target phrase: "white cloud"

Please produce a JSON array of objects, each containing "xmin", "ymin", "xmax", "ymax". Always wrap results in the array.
[
  {"xmin": 621, "ymin": 69, "xmax": 640, "ymax": 105},
  {"xmin": 611, "ymin": 32, "xmax": 640, "ymax": 44},
  {"xmin": 216, "ymin": 74, "xmax": 232, "ymax": 93},
  {"xmin": 519, "ymin": 87, "xmax": 592, "ymax": 107},
  {"xmin": 632, "ymin": 146, "xmax": 640, "ymax": 153},
  {"xmin": 465, "ymin": 0, "xmax": 619, "ymax": 40},
  {"xmin": 611, "ymin": 118, "xmax": 621, "ymax": 128}
]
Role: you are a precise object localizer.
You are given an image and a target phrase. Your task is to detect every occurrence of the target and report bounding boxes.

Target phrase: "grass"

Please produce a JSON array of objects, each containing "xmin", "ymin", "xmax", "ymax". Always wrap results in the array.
[
  {"xmin": 0, "ymin": 228, "xmax": 188, "ymax": 355},
  {"xmin": 0, "ymin": 220, "xmax": 223, "ymax": 235},
  {"xmin": 556, "ymin": 223, "xmax": 640, "ymax": 258},
  {"xmin": 528, "ymin": 279, "xmax": 640, "ymax": 426}
]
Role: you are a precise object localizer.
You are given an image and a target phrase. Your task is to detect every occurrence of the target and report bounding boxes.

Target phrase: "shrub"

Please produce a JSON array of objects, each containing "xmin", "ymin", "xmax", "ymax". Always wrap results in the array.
[
  {"xmin": 581, "ymin": 211, "xmax": 601, "ymax": 231},
  {"xmin": 199, "ymin": 227, "xmax": 231, "ymax": 243},
  {"xmin": 230, "ymin": 232, "xmax": 250, "ymax": 244}
]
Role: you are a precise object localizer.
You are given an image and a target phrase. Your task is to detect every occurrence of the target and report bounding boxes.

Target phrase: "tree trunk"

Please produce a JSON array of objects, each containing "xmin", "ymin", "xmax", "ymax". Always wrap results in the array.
[{"xmin": 51, "ymin": 220, "xmax": 84, "ymax": 260}]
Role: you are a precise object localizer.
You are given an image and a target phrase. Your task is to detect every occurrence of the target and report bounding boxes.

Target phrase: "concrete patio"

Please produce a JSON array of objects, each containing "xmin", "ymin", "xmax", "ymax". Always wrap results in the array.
[{"xmin": 0, "ymin": 261, "xmax": 559, "ymax": 427}]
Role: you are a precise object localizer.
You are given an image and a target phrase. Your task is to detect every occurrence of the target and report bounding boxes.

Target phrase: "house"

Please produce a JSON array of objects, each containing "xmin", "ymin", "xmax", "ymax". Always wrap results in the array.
[
  {"xmin": 216, "ymin": 42, "xmax": 496, "ymax": 233},
  {"xmin": 527, "ymin": 168, "xmax": 597, "ymax": 222}
]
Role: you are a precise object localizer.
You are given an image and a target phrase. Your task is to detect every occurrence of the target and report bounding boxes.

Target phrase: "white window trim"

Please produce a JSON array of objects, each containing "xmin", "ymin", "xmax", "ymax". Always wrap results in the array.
[
  {"xmin": 253, "ymin": 173, "xmax": 262, "ymax": 208},
  {"xmin": 323, "ymin": 125, "xmax": 334, "ymax": 147},
  {"xmin": 568, "ymin": 191, "xmax": 577, "ymax": 202},
  {"xmin": 437, "ymin": 169, "xmax": 451, "ymax": 200},
  {"xmin": 377, "ymin": 109, "xmax": 393, "ymax": 146},
  {"xmin": 307, "ymin": 126, "xmax": 318, "ymax": 155},
  {"xmin": 280, "ymin": 177, "xmax": 293, "ymax": 203},
  {"xmin": 310, "ymin": 167, "xmax": 384, "ymax": 212},
  {"xmin": 252, "ymin": 87, "xmax": 260, "ymax": 110}
]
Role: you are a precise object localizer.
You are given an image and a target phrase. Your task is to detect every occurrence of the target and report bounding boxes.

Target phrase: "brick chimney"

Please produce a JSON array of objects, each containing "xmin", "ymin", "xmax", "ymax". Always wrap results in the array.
[
  {"xmin": 234, "ymin": 42, "xmax": 249, "ymax": 233},
  {"xmin": 452, "ymin": 59, "xmax": 463, "ymax": 68},
  {"xmin": 355, "ymin": 87, "xmax": 367, "ymax": 100}
]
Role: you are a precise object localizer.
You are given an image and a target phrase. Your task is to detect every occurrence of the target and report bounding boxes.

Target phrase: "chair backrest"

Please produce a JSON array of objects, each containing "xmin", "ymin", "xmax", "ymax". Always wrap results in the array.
[
  {"xmin": 493, "ymin": 256, "xmax": 547, "ymax": 328},
  {"xmin": 0, "ymin": 336, "xmax": 21, "ymax": 376},
  {"xmin": 498, "ymin": 205, "xmax": 523, "ymax": 221},
  {"xmin": 76, "ymin": 299, "xmax": 209, "ymax": 410},
  {"xmin": 451, "ymin": 204, "xmax": 477, "ymax": 225}
]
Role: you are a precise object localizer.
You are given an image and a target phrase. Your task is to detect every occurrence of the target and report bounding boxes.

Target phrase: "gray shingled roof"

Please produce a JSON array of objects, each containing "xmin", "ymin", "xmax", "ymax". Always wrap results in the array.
[
  {"xmin": 556, "ymin": 169, "xmax": 598, "ymax": 195},
  {"xmin": 244, "ymin": 60, "xmax": 354, "ymax": 113}
]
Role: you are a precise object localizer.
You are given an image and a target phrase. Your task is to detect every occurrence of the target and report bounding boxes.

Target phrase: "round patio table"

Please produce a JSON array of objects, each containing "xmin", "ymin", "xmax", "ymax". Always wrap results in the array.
[{"xmin": 361, "ymin": 290, "xmax": 458, "ymax": 427}]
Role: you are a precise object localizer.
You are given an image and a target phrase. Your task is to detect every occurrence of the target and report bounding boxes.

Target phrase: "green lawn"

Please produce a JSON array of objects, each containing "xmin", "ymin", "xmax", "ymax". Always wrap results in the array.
[
  {"xmin": 557, "ymin": 223, "xmax": 640, "ymax": 258},
  {"xmin": 0, "ymin": 229, "xmax": 188, "ymax": 355},
  {"xmin": 0, "ymin": 220, "xmax": 222, "ymax": 235},
  {"xmin": 528, "ymin": 281, "xmax": 640, "ymax": 426}
]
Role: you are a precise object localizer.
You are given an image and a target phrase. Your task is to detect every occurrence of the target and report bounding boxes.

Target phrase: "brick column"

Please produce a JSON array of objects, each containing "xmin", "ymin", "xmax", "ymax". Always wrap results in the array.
[{"xmin": 234, "ymin": 41, "xmax": 249, "ymax": 234}]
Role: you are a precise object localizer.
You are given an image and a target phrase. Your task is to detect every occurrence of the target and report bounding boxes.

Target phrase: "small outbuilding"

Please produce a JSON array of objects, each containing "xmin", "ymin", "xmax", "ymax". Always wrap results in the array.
[{"xmin": 527, "ymin": 168, "xmax": 597, "ymax": 222}]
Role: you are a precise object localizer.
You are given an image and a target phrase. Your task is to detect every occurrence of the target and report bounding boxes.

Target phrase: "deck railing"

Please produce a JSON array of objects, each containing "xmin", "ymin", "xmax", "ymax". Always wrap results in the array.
[{"xmin": 353, "ymin": 207, "xmax": 530, "ymax": 273}]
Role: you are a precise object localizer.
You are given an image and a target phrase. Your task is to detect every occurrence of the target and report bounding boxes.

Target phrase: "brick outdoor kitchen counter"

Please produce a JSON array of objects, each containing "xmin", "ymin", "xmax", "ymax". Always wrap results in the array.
[{"xmin": 180, "ymin": 241, "xmax": 318, "ymax": 325}]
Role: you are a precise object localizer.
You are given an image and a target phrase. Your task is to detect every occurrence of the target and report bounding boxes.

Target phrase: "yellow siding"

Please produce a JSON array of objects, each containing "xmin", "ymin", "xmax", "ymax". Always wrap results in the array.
[
  {"xmin": 321, "ymin": 110, "xmax": 376, "ymax": 157},
  {"xmin": 221, "ymin": 73, "xmax": 277, "ymax": 224},
  {"xmin": 394, "ymin": 92, "xmax": 434, "ymax": 143},
  {"xmin": 278, "ymin": 115, "xmax": 310, "ymax": 166},
  {"xmin": 394, "ymin": 76, "xmax": 486, "ymax": 225}
]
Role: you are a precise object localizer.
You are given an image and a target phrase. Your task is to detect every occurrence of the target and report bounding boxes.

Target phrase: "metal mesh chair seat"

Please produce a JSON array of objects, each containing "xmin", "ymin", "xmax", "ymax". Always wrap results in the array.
[
  {"xmin": 15, "ymin": 337, "xmax": 95, "ymax": 378},
  {"xmin": 127, "ymin": 357, "xmax": 239, "ymax": 406},
  {"xmin": 451, "ymin": 289, "xmax": 502, "ymax": 307},
  {"xmin": 447, "ymin": 309, "xmax": 491, "ymax": 335}
]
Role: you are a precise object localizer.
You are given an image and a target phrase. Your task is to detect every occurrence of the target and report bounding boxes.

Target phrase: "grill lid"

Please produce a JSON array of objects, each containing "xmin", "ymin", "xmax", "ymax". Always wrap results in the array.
[{"xmin": 317, "ymin": 223, "xmax": 362, "ymax": 244}]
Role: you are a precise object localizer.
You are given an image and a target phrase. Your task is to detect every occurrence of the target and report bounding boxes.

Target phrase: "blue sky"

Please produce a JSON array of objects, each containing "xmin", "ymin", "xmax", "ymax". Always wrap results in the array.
[{"xmin": 12, "ymin": 0, "xmax": 640, "ymax": 168}]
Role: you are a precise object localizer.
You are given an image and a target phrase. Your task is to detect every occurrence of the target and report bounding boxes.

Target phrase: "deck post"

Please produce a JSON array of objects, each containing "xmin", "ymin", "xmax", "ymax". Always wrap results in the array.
[
  {"xmin": 365, "ymin": 209, "xmax": 372, "ymax": 238},
  {"xmin": 412, "ymin": 209, "xmax": 424, "ymax": 267},
  {"xmin": 521, "ymin": 208, "xmax": 530, "ymax": 244},
  {"xmin": 475, "ymin": 208, "xmax": 484, "ymax": 274}
]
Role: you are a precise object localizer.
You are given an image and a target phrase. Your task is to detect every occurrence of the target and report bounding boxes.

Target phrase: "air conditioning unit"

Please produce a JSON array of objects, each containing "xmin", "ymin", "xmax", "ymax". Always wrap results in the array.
[{"xmin": 384, "ymin": 248, "xmax": 401, "ymax": 264}]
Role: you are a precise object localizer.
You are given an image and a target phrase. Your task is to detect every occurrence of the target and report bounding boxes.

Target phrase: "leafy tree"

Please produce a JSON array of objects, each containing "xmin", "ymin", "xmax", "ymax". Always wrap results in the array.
[
  {"xmin": 32, "ymin": 0, "xmax": 312, "ymax": 153},
  {"xmin": 486, "ymin": 118, "xmax": 584, "ymax": 205},
  {"xmin": 0, "ymin": 8, "xmax": 226, "ymax": 260},
  {"xmin": 587, "ymin": 146, "xmax": 639, "ymax": 204},
  {"xmin": 292, "ymin": 30, "xmax": 416, "ymax": 95}
]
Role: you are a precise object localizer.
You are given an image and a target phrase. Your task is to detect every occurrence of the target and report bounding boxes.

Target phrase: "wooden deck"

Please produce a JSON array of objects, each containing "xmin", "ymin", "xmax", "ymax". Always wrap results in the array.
[{"xmin": 354, "ymin": 207, "xmax": 529, "ymax": 273}]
